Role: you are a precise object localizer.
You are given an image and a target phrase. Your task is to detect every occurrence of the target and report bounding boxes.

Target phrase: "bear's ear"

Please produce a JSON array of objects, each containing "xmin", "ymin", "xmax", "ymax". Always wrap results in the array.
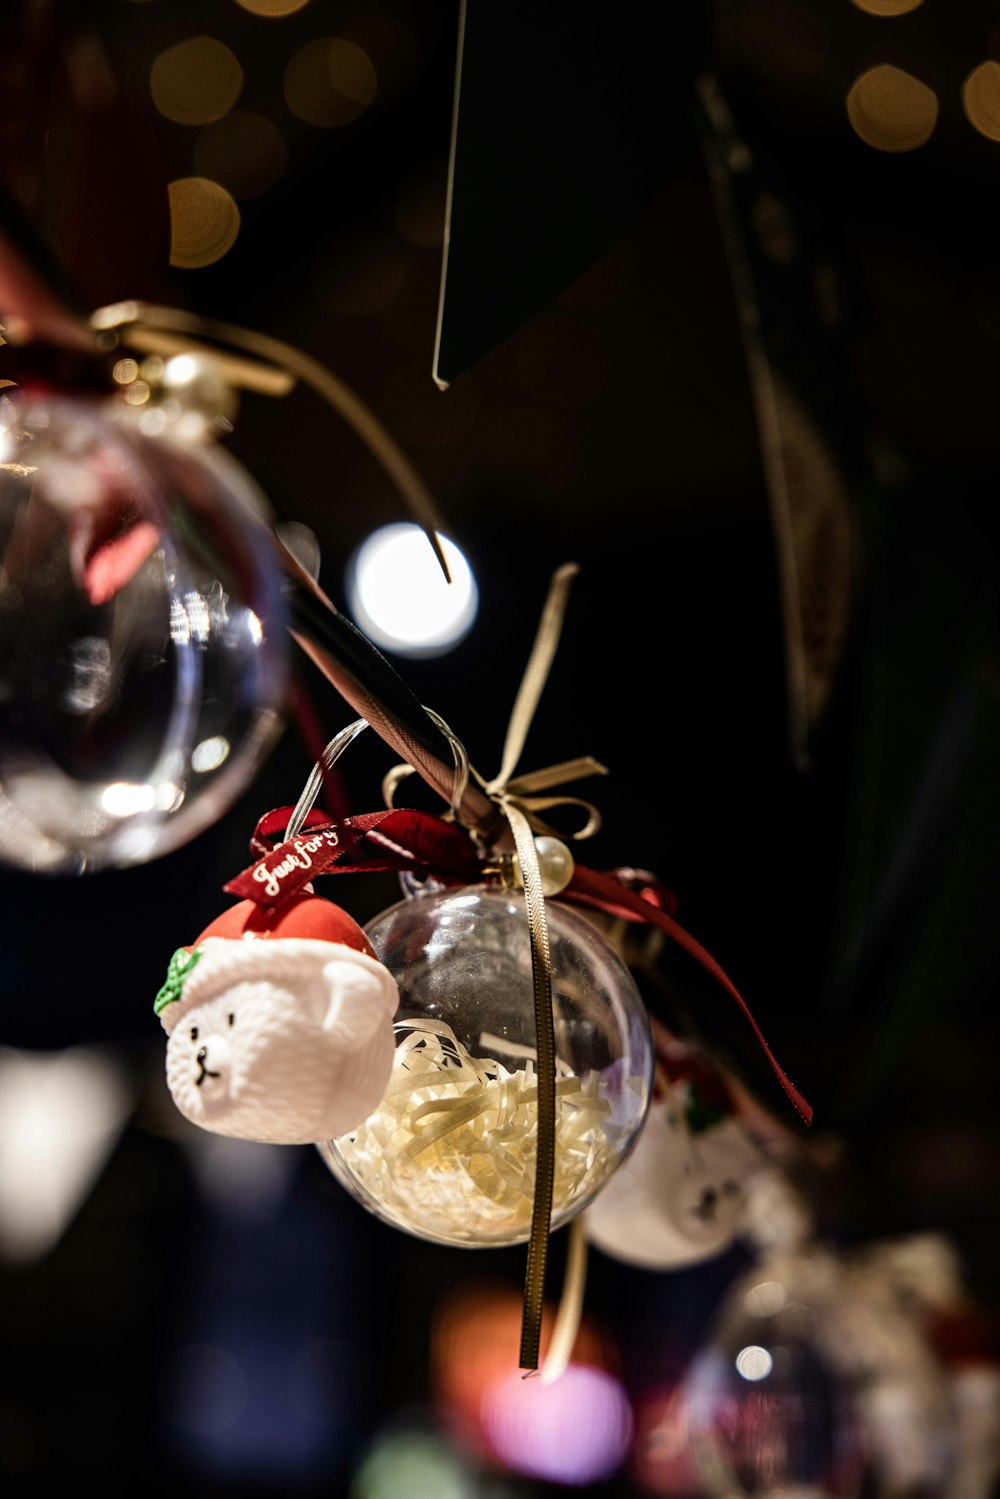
[{"xmin": 320, "ymin": 956, "xmax": 398, "ymax": 1045}]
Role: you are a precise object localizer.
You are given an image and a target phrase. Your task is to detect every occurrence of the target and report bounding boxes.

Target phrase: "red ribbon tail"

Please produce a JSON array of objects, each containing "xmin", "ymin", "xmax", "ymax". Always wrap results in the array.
[{"xmin": 566, "ymin": 867, "xmax": 813, "ymax": 1125}]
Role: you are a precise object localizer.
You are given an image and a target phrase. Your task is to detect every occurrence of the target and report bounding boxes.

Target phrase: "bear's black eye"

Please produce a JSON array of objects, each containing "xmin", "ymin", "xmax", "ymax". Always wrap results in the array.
[
  {"xmin": 228, "ymin": 1013, "xmax": 235, "ymax": 1027},
  {"xmin": 190, "ymin": 1026, "xmax": 199, "ymax": 1041}
]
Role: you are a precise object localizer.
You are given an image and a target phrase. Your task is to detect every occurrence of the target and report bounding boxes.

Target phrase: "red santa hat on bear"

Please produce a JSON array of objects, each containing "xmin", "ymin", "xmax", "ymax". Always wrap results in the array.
[{"xmin": 155, "ymin": 894, "xmax": 399, "ymax": 1147}]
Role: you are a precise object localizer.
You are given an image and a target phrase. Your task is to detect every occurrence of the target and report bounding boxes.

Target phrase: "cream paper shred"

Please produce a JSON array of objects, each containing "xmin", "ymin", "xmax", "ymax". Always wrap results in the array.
[{"xmin": 334, "ymin": 1019, "xmax": 623, "ymax": 1244}]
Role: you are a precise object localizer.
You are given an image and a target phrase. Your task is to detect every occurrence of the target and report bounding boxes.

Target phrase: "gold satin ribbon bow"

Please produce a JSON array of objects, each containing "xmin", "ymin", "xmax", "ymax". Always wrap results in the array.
[{"xmin": 475, "ymin": 562, "xmax": 606, "ymax": 842}]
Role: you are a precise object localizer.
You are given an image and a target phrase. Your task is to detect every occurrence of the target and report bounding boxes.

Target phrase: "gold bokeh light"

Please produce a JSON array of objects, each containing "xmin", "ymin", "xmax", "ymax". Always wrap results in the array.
[
  {"xmin": 195, "ymin": 112, "xmax": 287, "ymax": 200},
  {"xmin": 150, "ymin": 37, "xmax": 243, "ymax": 126},
  {"xmin": 285, "ymin": 37, "xmax": 378, "ymax": 127},
  {"xmin": 850, "ymin": 0, "xmax": 923, "ymax": 14},
  {"xmin": 168, "ymin": 178, "xmax": 241, "ymax": 268},
  {"xmin": 235, "ymin": 0, "xmax": 311, "ymax": 14},
  {"xmin": 846, "ymin": 64, "xmax": 937, "ymax": 152},
  {"xmin": 963, "ymin": 61, "xmax": 1000, "ymax": 143}
]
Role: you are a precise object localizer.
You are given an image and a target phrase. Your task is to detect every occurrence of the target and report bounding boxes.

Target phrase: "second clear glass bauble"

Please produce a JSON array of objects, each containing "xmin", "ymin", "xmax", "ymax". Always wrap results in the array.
[{"xmin": 0, "ymin": 394, "xmax": 288, "ymax": 872}]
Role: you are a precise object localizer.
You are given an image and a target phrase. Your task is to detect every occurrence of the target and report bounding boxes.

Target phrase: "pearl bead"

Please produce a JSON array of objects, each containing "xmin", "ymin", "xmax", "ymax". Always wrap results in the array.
[{"xmin": 511, "ymin": 835, "xmax": 575, "ymax": 896}]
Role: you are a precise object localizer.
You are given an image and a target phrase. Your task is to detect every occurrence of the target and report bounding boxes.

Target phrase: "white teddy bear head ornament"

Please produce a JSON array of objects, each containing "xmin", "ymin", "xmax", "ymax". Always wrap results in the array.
[{"xmin": 155, "ymin": 894, "xmax": 399, "ymax": 1145}]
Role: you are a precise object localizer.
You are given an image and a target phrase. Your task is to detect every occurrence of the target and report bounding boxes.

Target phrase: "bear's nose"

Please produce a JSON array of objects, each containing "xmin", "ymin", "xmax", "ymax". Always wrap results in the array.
[{"xmin": 197, "ymin": 1046, "xmax": 208, "ymax": 1065}]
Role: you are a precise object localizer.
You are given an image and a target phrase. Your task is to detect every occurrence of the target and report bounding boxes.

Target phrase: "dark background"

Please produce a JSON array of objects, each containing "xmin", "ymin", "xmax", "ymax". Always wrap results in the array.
[{"xmin": 2, "ymin": 0, "xmax": 1000, "ymax": 1492}]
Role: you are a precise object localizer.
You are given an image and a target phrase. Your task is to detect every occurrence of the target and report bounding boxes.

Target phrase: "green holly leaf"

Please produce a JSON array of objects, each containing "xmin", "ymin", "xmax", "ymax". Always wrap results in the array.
[
  {"xmin": 153, "ymin": 947, "xmax": 201, "ymax": 1015},
  {"xmin": 684, "ymin": 1083, "xmax": 726, "ymax": 1137}
]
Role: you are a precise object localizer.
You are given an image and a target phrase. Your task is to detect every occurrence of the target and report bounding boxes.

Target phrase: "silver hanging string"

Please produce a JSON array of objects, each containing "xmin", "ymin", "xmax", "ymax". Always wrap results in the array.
[{"xmin": 284, "ymin": 717, "xmax": 369, "ymax": 840}]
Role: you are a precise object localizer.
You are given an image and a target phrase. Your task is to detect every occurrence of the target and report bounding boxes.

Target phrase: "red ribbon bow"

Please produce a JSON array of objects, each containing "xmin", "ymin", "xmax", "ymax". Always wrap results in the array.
[{"xmin": 225, "ymin": 807, "xmax": 812, "ymax": 1125}]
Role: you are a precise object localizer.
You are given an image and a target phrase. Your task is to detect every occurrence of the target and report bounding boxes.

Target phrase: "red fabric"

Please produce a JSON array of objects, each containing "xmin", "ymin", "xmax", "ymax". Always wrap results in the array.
[
  {"xmin": 226, "ymin": 807, "xmax": 482, "ymax": 906},
  {"xmin": 78, "ymin": 519, "xmax": 160, "ymax": 606},
  {"xmin": 563, "ymin": 867, "xmax": 812, "ymax": 1124},
  {"xmin": 193, "ymin": 892, "xmax": 377, "ymax": 959}
]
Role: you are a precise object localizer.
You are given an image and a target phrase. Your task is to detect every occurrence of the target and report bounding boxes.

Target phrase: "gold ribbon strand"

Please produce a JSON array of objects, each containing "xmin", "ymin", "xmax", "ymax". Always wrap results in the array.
[
  {"xmin": 383, "ymin": 563, "xmax": 605, "ymax": 1372},
  {"xmin": 477, "ymin": 563, "xmax": 602, "ymax": 1372}
]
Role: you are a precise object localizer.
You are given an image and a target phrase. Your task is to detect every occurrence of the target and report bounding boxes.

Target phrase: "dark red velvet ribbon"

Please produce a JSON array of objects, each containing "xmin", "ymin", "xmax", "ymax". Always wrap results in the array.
[{"xmin": 225, "ymin": 807, "xmax": 813, "ymax": 1125}]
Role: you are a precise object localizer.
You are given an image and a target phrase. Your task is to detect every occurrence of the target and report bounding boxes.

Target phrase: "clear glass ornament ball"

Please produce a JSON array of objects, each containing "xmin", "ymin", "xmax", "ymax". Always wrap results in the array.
[
  {"xmin": 0, "ymin": 393, "xmax": 288, "ymax": 873},
  {"xmin": 683, "ymin": 1246, "xmax": 957, "ymax": 1499},
  {"xmin": 318, "ymin": 884, "xmax": 654, "ymax": 1248},
  {"xmin": 684, "ymin": 1256, "xmax": 868, "ymax": 1499}
]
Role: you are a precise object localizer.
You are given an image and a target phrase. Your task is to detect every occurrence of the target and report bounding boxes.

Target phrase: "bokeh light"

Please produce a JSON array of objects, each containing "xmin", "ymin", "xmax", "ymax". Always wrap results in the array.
[
  {"xmin": 431, "ymin": 1286, "xmax": 615, "ymax": 1461},
  {"xmin": 846, "ymin": 65, "xmax": 938, "ymax": 152},
  {"xmin": 351, "ymin": 1429, "xmax": 475, "ymax": 1499},
  {"xmin": 191, "ymin": 735, "xmax": 231, "ymax": 773},
  {"xmin": 0, "ymin": 1047, "xmax": 130, "ymax": 1261},
  {"xmin": 285, "ymin": 37, "xmax": 378, "ymax": 127},
  {"xmin": 743, "ymin": 1280, "xmax": 788, "ymax": 1317},
  {"xmin": 348, "ymin": 525, "xmax": 477, "ymax": 658},
  {"xmin": 482, "ymin": 1364, "xmax": 633, "ymax": 1485},
  {"xmin": 150, "ymin": 37, "xmax": 243, "ymax": 126},
  {"xmin": 962, "ymin": 61, "xmax": 1000, "ymax": 143},
  {"xmin": 112, "ymin": 358, "xmax": 139, "ymax": 385},
  {"xmin": 168, "ymin": 177, "xmax": 241, "ymax": 268},
  {"xmin": 850, "ymin": 0, "xmax": 922, "ymax": 12},
  {"xmin": 735, "ymin": 1345, "xmax": 774, "ymax": 1381},
  {"xmin": 194, "ymin": 111, "xmax": 288, "ymax": 200},
  {"xmin": 235, "ymin": 0, "xmax": 311, "ymax": 14}
]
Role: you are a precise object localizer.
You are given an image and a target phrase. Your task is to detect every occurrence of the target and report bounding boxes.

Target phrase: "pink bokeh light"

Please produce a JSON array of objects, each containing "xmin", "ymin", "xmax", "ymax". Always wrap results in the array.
[{"xmin": 482, "ymin": 1363, "xmax": 633, "ymax": 1486}]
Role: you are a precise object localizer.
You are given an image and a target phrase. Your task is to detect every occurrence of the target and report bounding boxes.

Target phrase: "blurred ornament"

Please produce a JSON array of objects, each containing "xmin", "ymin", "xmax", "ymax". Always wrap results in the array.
[
  {"xmin": 156, "ymin": 893, "xmax": 399, "ymax": 1144},
  {"xmin": 319, "ymin": 882, "xmax": 653, "ymax": 1247},
  {"xmin": 0, "ymin": 389, "xmax": 287, "ymax": 872},
  {"xmin": 0, "ymin": 1043, "xmax": 132, "ymax": 1261},
  {"xmin": 683, "ymin": 1175, "xmax": 958, "ymax": 1499},
  {"xmin": 685, "ymin": 1253, "xmax": 868, "ymax": 1499},
  {"xmin": 0, "ymin": 279, "xmax": 466, "ymax": 875},
  {"xmin": 586, "ymin": 1076, "xmax": 762, "ymax": 1270}
]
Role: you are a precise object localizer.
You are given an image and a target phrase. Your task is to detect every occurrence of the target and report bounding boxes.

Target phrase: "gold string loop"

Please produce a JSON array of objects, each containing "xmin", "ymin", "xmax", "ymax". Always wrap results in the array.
[{"xmin": 382, "ymin": 707, "xmax": 469, "ymax": 822}]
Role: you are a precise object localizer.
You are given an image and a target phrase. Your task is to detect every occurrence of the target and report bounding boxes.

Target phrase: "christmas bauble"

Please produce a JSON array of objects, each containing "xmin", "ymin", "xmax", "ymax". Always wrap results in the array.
[
  {"xmin": 0, "ymin": 393, "xmax": 287, "ymax": 872},
  {"xmin": 157, "ymin": 894, "xmax": 399, "ymax": 1145},
  {"xmin": 683, "ymin": 1240, "xmax": 957, "ymax": 1499},
  {"xmin": 684, "ymin": 1250, "xmax": 868, "ymax": 1499},
  {"xmin": 318, "ymin": 884, "xmax": 654, "ymax": 1248},
  {"xmin": 585, "ymin": 1091, "xmax": 761, "ymax": 1270}
]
